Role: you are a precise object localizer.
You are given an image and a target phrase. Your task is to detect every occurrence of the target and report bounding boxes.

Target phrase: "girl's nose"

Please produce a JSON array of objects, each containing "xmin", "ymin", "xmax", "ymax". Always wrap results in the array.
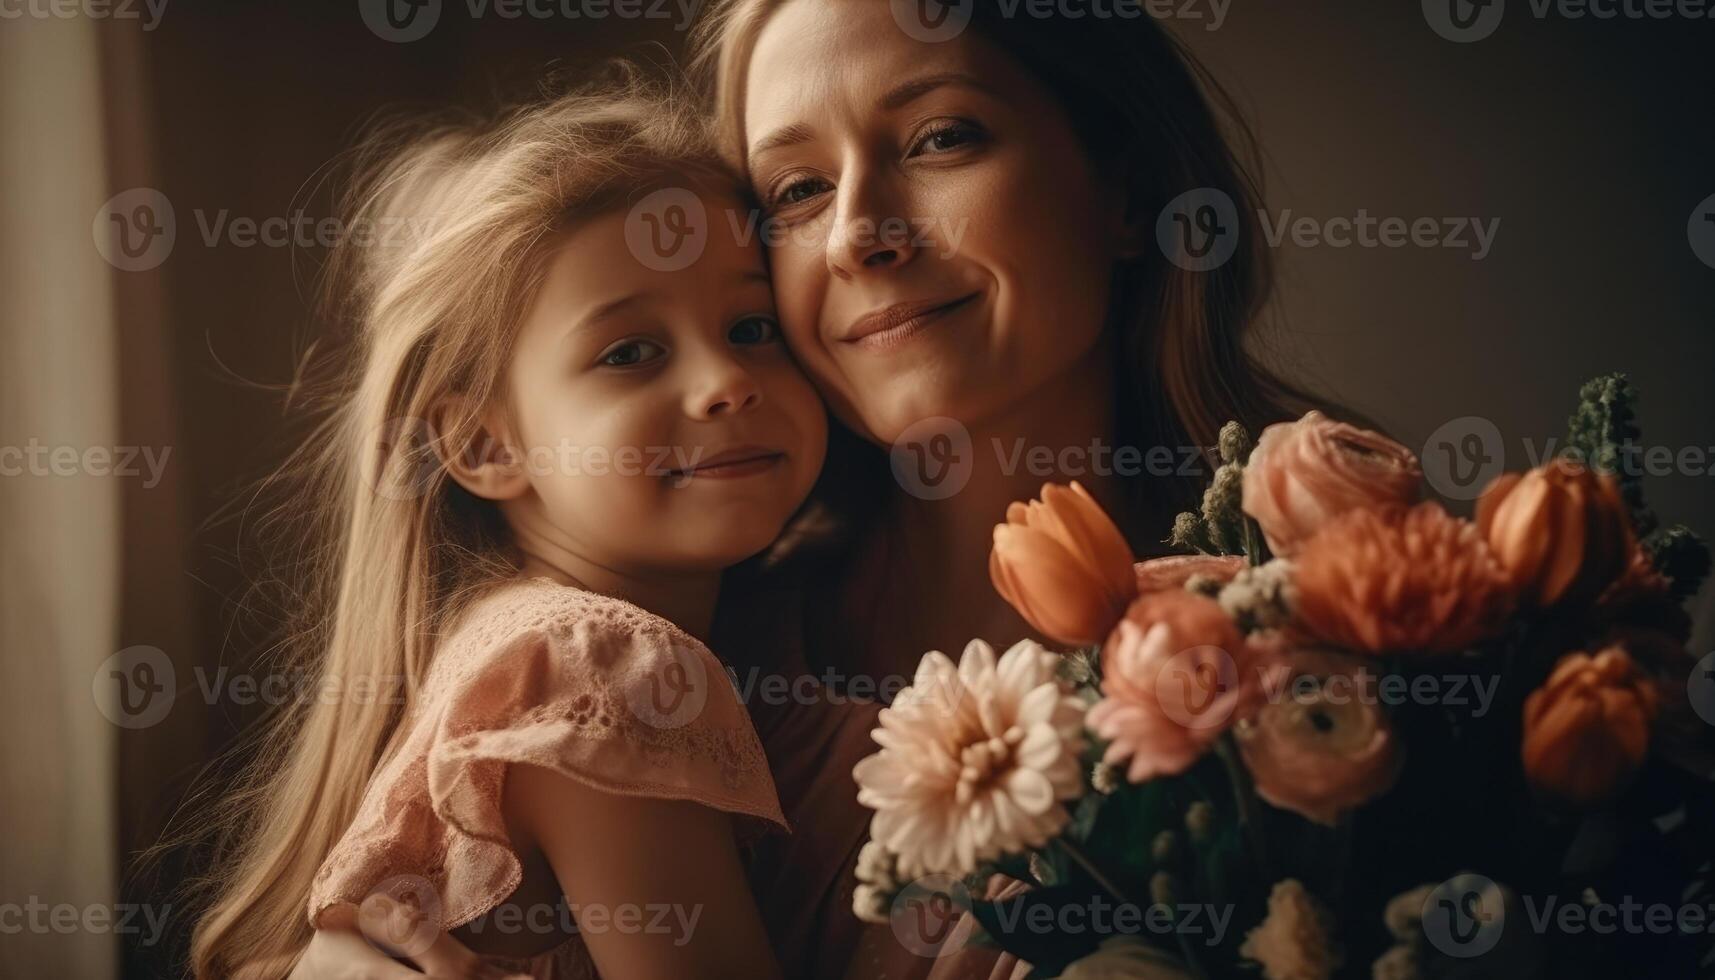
[{"xmin": 686, "ymin": 357, "xmax": 763, "ymax": 419}]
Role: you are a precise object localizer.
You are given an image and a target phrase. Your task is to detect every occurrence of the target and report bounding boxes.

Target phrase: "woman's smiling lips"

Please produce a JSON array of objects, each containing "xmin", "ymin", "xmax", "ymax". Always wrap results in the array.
[
  {"xmin": 669, "ymin": 445, "xmax": 786, "ymax": 481},
  {"xmin": 839, "ymin": 293, "xmax": 981, "ymax": 351}
]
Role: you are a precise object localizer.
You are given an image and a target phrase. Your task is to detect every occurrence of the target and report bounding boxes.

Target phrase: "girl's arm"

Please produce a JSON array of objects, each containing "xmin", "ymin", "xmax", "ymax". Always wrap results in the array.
[
  {"xmin": 505, "ymin": 762, "xmax": 784, "ymax": 980},
  {"xmin": 283, "ymin": 917, "xmax": 521, "ymax": 980}
]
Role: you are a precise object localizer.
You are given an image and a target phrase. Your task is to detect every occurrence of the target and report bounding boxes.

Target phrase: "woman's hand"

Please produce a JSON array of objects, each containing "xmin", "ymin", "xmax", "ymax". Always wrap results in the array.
[{"xmin": 283, "ymin": 914, "xmax": 526, "ymax": 980}]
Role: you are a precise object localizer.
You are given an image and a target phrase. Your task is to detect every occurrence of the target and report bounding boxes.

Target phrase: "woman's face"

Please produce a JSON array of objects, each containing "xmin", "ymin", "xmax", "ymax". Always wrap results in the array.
[{"xmin": 743, "ymin": 0, "xmax": 1134, "ymax": 445}]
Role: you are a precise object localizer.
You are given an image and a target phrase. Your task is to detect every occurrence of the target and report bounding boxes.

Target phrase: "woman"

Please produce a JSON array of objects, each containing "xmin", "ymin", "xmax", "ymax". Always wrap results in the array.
[{"xmin": 289, "ymin": 1, "xmax": 1334, "ymax": 975}]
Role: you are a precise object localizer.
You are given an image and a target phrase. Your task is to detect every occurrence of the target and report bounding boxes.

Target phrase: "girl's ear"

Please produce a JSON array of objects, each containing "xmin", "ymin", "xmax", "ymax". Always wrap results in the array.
[{"xmin": 432, "ymin": 395, "xmax": 530, "ymax": 502}]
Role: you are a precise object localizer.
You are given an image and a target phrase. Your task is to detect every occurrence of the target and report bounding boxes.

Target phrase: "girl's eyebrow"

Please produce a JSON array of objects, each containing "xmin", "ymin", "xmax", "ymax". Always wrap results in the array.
[{"xmin": 748, "ymin": 71, "xmax": 996, "ymax": 162}]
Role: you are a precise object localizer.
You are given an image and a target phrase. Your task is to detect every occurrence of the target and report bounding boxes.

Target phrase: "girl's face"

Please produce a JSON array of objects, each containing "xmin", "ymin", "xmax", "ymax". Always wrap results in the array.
[
  {"xmin": 497, "ymin": 185, "xmax": 827, "ymax": 574},
  {"xmin": 742, "ymin": 0, "xmax": 1134, "ymax": 445}
]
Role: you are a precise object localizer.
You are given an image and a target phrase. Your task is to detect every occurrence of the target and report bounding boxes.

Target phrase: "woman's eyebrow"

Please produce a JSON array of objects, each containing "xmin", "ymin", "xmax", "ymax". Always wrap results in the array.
[
  {"xmin": 748, "ymin": 71, "xmax": 997, "ymax": 162},
  {"xmin": 878, "ymin": 71, "xmax": 995, "ymax": 111}
]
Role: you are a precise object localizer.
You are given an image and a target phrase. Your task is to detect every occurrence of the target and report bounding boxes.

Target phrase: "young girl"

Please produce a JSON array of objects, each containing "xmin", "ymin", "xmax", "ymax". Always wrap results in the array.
[{"xmin": 190, "ymin": 73, "xmax": 828, "ymax": 979}]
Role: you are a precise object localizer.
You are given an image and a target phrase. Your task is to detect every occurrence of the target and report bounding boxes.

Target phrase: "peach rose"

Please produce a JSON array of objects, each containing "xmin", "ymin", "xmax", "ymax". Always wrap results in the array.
[
  {"xmin": 1242, "ymin": 411, "xmax": 1422, "ymax": 558},
  {"xmin": 991, "ymin": 481, "xmax": 1137, "ymax": 646},
  {"xmin": 1476, "ymin": 458, "xmax": 1633, "ymax": 608},
  {"xmin": 1235, "ymin": 648, "xmax": 1401, "ymax": 827},
  {"xmin": 1522, "ymin": 646, "xmax": 1658, "ymax": 805},
  {"xmin": 1087, "ymin": 591, "xmax": 1254, "ymax": 782},
  {"xmin": 1134, "ymin": 554, "xmax": 1247, "ymax": 594},
  {"xmin": 1292, "ymin": 501, "xmax": 1515, "ymax": 654}
]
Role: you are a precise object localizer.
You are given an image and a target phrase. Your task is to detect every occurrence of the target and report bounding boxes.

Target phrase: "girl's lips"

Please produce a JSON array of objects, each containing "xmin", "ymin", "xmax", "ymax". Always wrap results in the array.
[
  {"xmin": 670, "ymin": 451, "xmax": 785, "ymax": 481},
  {"xmin": 842, "ymin": 293, "xmax": 980, "ymax": 351}
]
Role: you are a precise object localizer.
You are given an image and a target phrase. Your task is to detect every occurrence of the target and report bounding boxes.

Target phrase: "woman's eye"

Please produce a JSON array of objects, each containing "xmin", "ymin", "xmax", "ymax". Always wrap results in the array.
[
  {"xmin": 771, "ymin": 175, "xmax": 831, "ymax": 208},
  {"xmin": 729, "ymin": 315, "xmax": 780, "ymax": 346},
  {"xmin": 599, "ymin": 339, "xmax": 665, "ymax": 367},
  {"xmin": 909, "ymin": 120, "xmax": 985, "ymax": 157}
]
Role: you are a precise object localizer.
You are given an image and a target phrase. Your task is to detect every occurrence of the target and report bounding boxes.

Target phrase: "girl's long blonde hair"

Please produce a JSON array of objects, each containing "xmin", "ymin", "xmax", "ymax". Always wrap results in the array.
[{"xmin": 189, "ymin": 70, "xmax": 730, "ymax": 978}]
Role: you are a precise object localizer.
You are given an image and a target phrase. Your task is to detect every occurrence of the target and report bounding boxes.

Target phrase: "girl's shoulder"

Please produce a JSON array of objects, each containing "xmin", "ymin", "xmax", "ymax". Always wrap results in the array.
[{"xmin": 308, "ymin": 576, "xmax": 787, "ymax": 937}]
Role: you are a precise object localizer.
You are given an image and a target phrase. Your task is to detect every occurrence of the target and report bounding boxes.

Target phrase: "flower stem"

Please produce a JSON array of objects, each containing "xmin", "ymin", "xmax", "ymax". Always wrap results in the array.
[
  {"xmin": 1215, "ymin": 735, "xmax": 1271, "ymax": 880},
  {"xmin": 1053, "ymin": 837, "xmax": 1134, "ymax": 907}
]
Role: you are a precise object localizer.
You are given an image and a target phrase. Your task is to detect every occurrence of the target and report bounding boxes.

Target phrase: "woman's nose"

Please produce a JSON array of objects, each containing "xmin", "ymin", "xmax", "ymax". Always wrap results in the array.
[{"xmin": 827, "ymin": 168, "xmax": 917, "ymax": 280}]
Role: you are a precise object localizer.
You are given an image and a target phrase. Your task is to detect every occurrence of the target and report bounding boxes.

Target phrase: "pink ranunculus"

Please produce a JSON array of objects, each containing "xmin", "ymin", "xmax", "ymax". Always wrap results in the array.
[
  {"xmin": 1241, "ymin": 411, "xmax": 1422, "ymax": 558},
  {"xmin": 1133, "ymin": 554, "xmax": 1247, "ymax": 594},
  {"xmin": 1087, "ymin": 591, "xmax": 1255, "ymax": 783},
  {"xmin": 1235, "ymin": 648, "xmax": 1402, "ymax": 826}
]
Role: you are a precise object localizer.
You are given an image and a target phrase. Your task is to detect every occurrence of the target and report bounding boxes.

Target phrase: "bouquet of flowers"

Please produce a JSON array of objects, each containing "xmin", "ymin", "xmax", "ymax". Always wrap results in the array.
[{"xmin": 850, "ymin": 375, "xmax": 1714, "ymax": 979}]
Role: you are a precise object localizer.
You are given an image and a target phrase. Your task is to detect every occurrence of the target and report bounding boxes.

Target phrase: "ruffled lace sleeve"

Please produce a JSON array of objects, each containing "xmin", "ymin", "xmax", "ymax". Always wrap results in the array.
[{"xmin": 308, "ymin": 577, "xmax": 788, "ymax": 931}]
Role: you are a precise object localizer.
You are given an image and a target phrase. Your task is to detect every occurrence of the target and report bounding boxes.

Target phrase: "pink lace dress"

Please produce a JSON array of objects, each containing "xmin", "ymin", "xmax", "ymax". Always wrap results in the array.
[{"xmin": 307, "ymin": 577, "xmax": 788, "ymax": 979}]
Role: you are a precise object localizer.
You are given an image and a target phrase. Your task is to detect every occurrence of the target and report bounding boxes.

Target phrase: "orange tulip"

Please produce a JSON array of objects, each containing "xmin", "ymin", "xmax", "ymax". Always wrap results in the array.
[
  {"xmin": 990, "ymin": 482, "xmax": 1137, "ymax": 646},
  {"xmin": 1476, "ymin": 458, "xmax": 1633, "ymax": 608},
  {"xmin": 1522, "ymin": 646, "xmax": 1658, "ymax": 805}
]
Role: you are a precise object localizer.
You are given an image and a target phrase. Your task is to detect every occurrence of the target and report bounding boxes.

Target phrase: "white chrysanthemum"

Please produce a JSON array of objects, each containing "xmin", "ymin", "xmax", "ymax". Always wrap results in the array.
[{"xmin": 852, "ymin": 639, "xmax": 1087, "ymax": 879}]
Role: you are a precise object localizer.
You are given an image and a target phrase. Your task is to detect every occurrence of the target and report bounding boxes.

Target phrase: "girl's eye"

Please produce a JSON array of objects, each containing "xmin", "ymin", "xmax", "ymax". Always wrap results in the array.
[
  {"xmin": 599, "ymin": 339, "xmax": 665, "ymax": 367},
  {"xmin": 909, "ymin": 120, "xmax": 986, "ymax": 157},
  {"xmin": 729, "ymin": 315, "xmax": 780, "ymax": 346}
]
